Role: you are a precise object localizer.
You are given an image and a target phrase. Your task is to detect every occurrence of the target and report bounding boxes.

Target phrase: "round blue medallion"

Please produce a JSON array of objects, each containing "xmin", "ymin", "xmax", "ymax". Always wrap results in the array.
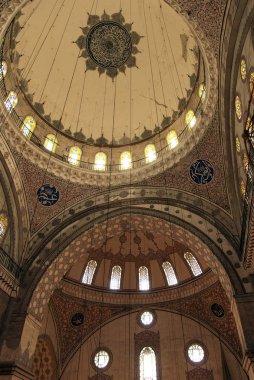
[
  {"xmin": 190, "ymin": 160, "xmax": 214, "ymax": 185},
  {"xmin": 37, "ymin": 184, "xmax": 59, "ymax": 206}
]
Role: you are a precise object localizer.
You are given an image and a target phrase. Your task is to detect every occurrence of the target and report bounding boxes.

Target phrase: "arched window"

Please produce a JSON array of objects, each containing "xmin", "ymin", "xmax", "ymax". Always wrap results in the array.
[
  {"xmin": 241, "ymin": 180, "xmax": 246, "ymax": 199},
  {"xmin": 94, "ymin": 152, "xmax": 107, "ymax": 171},
  {"xmin": 21, "ymin": 116, "xmax": 36, "ymax": 138},
  {"xmin": 110, "ymin": 265, "xmax": 122, "ymax": 290},
  {"xmin": 243, "ymin": 153, "xmax": 249, "ymax": 173},
  {"xmin": 145, "ymin": 144, "xmax": 157, "ymax": 163},
  {"xmin": 167, "ymin": 130, "xmax": 178, "ymax": 150},
  {"xmin": 139, "ymin": 347, "xmax": 157, "ymax": 380},
  {"xmin": 235, "ymin": 96, "xmax": 242, "ymax": 120},
  {"xmin": 240, "ymin": 58, "xmax": 247, "ymax": 80},
  {"xmin": 44, "ymin": 134, "xmax": 58, "ymax": 153},
  {"xmin": 82, "ymin": 260, "xmax": 97, "ymax": 285},
  {"xmin": 0, "ymin": 214, "xmax": 8, "ymax": 238},
  {"xmin": 120, "ymin": 151, "xmax": 132, "ymax": 170},
  {"xmin": 139, "ymin": 266, "xmax": 150, "ymax": 291},
  {"xmin": 0, "ymin": 61, "xmax": 7, "ymax": 79},
  {"xmin": 162, "ymin": 262, "xmax": 178, "ymax": 286},
  {"xmin": 198, "ymin": 84, "xmax": 206, "ymax": 102},
  {"xmin": 250, "ymin": 72, "xmax": 254, "ymax": 99},
  {"xmin": 236, "ymin": 136, "xmax": 241, "ymax": 153},
  {"xmin": 4, "ymin": 91, "xmax": 18, "ymax": 112},
  {"xmin": 185, "ymin": 110, "xmax": 197, "ymax": 129},
  {"xmin": 68, "ymin": 146, "xmax": 82, "ymax": 166},
  {"xmin": 184, "ymin": 252, "xmax": 202, "ymax": 276}
]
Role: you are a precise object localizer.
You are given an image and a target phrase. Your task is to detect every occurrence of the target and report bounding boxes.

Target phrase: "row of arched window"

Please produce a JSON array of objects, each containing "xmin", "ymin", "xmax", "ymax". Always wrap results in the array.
[
  {"xmin": 82, "ymin": 252, "xmax": 202, "ymax": 290},
  {"xmin": 1, "ymin": 61, "xmax": 206, "ymax": 170}
]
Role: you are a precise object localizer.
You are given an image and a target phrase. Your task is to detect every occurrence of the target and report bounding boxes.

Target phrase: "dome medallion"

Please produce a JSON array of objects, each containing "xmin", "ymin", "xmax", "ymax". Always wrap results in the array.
[{"xmin": 86, "ymin": 21, "xmax": 132, "ymax": 69}]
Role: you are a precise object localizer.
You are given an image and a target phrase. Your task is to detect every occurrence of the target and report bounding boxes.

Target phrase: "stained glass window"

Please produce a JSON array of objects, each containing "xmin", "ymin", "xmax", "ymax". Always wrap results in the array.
[
  {"xmin": 167, "ymin": 130, "xmax": 178, "ymax": 150},
  {"xmin": 4, "ymin": 91, "xmax": 18, "ymax": 113},
  {"xmin": 188, "ymin": 344, "xmax": 205, "ymax": 363},
  {"xmin": 0, "ymin": 61, "xmax": 7, "ymax": 79},
  {"xmin": 139, "ymin": 266, "xmax": 150, "ymax": 291},
  {"xmin": 145, "ymin": 144, "xmax": 157, "ymax": 163},
  {"xmin": 184, "ymin": 252, "xmax": 202, "ymax": 276},
  {"xmin": 110, "ymin": 265, "xmax": 122, "ymax": 290},
  {"xmin": 44, "ymin": 134, "xmax": 58, "ymax": 153},
  {"xmin": 140, "ymin": 311, "xmax": 154, "ymax": 326},
  {"xmin": 162, "ymin": 262, "xmax": 178, "ymax": 286},
  {"xmin": 0, "ymin": 214, "xmax": 8, "ymax": 238},
  {"xmin": 120, "ymin": 151, "xmax": 132, "ymax": 170},
  {"xmin": 235, "ymin": 96, "xmax": 242, "ymax": 120},
  {"xmin": 68, "ymin": 146, "xmax": 82, "ymax": 166},
  {"xmin": 94, "ymin": 152, "xmax": 107, "ymax": 171},
  {"xmin": 198, "ymin": 84, "xmax": 206, "ymax": 102},
  {"xmin": 21, "ymin": 116, "xmax": 36, "ymax": 138},
  {"xmin": 250, "ymin": 72, "xmax": 254, "ymax": 98},
  {"xmin": 82, "ymin": 260, "xmax": 97, "ymax": 285},
  {"xmin": 240, "ymin": 59, "xmax": 247, "ymax": 80},
  {"xmin": 140, "ymin": 347, "xmax": 157, "ymax": 380},
  {"xmin": 186, "ymin": 110, "xmax": 197, "ymax": 129},
  {"xmin": 236, "ymin": 136, "xmax": 241, "ymax": 153},
  {"xmin": 94, "ymin": 350, "xmax": 110, "ymax": 369}
]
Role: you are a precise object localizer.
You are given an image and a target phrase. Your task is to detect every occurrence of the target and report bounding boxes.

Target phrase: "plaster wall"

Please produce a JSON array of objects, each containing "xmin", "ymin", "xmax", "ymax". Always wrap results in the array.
[{"xmin": 60, "ymin": 310, "xmax": 245, "ymax": 380}]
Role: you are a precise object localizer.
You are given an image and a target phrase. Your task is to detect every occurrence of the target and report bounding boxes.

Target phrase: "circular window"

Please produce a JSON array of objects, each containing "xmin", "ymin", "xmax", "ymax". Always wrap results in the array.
[
  {"xmin": 187, "ymin": 343, "xmax": 207, "ymax": 365},
  {"xmin": 141, "ymin": 311, "xmax": 154, "ymax": 326},
  {"xmin": 94, "ymin": 350, "xmax": 110, "ymax": 369}
]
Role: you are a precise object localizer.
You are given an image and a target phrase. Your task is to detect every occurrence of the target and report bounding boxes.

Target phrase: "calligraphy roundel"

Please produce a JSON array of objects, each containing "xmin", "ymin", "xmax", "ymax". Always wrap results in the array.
[
  {"xmin": 190, "ymin": 160, "xmax": 214, "ymax": 185},
  {"xmin": 86, "ymin": 21, "xmax": 132, "ymax": 69},
  {"xmin": 211, "ymin": 303, "xmax": 224, "ymax": 318},
  {"xmin": 71, "ymin": 313, "xmax": 85, "ymax": 327},
  {"xmin": 37, "ymin": 184, "xmax": 60, "ymax": 207}
]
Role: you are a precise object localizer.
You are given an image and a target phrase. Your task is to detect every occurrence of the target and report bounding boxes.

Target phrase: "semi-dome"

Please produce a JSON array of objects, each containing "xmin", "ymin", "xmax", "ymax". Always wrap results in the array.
[{"xmin": 66, "ymin": 218, "xmax": 209, "ymax": 292}]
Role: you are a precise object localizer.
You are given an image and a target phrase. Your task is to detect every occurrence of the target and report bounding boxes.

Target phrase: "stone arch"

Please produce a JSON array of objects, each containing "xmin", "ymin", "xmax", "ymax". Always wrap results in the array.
[
  {"xmin": 32, "ymin": 334, "xmax": 58, "ymax": 380},
  {"xmin": 27, "ymin": 211, "xmax": 241, "ymax": 322},
  {"xmin": 0, "ymin": 134, "xmax": 29, "ymax": 263}
]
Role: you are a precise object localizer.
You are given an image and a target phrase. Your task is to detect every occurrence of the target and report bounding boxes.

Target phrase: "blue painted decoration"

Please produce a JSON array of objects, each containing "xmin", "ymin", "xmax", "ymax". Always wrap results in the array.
[
  {"xmin": 37, "ymin": 184, "xmax": 59, "ymax": 206},
  {"xmin": 190, "ymin": 160, "xmax": 214, "ymax": 185}
]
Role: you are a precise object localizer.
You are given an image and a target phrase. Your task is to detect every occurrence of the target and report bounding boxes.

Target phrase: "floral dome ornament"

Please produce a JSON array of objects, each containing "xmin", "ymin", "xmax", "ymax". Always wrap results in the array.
[{"xmin": 75, "ymin": 10, "xmax": 142, "ymax": 80}]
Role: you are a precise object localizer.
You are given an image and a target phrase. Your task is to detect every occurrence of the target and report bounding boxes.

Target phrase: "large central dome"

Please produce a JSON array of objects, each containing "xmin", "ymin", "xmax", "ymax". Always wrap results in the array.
[{"xmin": 10, "ymin": 0, "xmax": 199, "ymax": 145}]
